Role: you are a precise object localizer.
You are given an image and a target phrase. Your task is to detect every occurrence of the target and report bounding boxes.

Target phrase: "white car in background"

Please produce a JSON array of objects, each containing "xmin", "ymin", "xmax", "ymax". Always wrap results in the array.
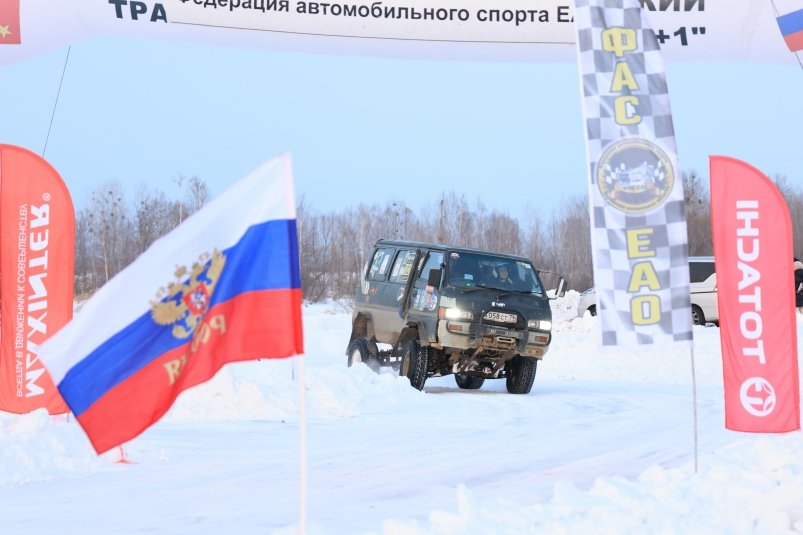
[
  {"xmin": 576, "ymin": 287, "xmax": 598, "ymax": 318},
  {"xmin": 576, "ymin": 256, "xmax": 719, "ymax": 326}
]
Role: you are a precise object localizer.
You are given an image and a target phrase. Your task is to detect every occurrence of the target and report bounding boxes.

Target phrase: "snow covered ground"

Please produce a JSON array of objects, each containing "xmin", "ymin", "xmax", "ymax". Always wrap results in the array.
[{"xmin": 2, "ymin": 291, "xmax": 803, "ymax": 534}]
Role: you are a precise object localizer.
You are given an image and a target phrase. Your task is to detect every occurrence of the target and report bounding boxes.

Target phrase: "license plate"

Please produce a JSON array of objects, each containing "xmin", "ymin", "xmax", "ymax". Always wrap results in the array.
[{"xmin": 484, "ymin": 311, "xmax": 516, "ymax": 323}]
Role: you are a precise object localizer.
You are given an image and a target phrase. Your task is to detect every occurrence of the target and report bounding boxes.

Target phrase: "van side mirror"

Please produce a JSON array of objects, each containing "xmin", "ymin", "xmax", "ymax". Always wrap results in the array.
[
  {"xmin": 554, "ymin": 277, "xmax": 566, "ymax": 298},
  {"xmin": 427, "ymin": 268, "xmax": 442, "ymax": 289}
]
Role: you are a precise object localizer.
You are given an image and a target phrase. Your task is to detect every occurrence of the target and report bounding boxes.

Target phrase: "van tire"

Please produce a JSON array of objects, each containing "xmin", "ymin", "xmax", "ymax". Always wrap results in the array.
[
  {"xmin": 455, "ymin": 373, "xmax": 485, "ymax": 390},
  {"xmin": 347, "ymin": 338, "xmax": 381, "ymax": 373},
  {"xmin": 506, "ymin": 356, "xmax": 537, "ymax": 394},
  {"xmin": 691, "ymin": 305, "xmax": 706, "ymax": 326},
  {"xmin": 400, "ymin": 339, "xmax": 428, "ymax": 391}
]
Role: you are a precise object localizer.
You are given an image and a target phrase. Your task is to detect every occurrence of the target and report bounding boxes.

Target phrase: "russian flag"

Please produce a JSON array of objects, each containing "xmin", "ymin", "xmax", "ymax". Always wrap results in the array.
[
  {"xmin": 39, "ymin": 154, "xmax": 304, "ymax": 454},
  {"xmin": 778, "ymin": 8, "xmax": 803, "ymax": 52}
]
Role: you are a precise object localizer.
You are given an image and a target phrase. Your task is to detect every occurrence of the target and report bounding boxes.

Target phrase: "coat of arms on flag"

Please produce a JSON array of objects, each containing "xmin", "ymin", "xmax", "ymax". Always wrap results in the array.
[
  {"xmin": 151, "ymin": 249, "xmax": 226, "ymax": 339},
  {"xmin": 0, "ymin": 0, "xmax": 21, "ymax": 44}
]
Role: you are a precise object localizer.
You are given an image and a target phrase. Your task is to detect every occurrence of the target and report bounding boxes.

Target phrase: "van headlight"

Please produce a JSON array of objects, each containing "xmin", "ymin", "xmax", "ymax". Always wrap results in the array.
[
  {"xmin": 527, "ymin": 319, "xmax": 551, "ymax": 331},
  {"xmin": 439, "ymin": 307, "xmax": 473, "ymax": 321}
]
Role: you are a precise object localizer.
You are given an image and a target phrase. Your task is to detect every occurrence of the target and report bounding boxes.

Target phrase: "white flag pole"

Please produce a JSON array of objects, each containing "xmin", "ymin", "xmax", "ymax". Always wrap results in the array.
[
  {"xmin": 297, "ymin": 355, "xmax": 307, "ymax": 533},
  {"xmin": 690, "ymin": 346, "xmax": 699, "ymax": 474}
]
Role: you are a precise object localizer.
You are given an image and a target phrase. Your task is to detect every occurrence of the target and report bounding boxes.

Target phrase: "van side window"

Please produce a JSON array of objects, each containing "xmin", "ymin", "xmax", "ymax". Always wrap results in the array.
[
  {"xmin": 367, "ymin": 247, "xmax": 395, "ymax": 281},
  {"xmin": 689, "ymin": 261, "xmax": 716, "ymax": 283},
  {"xmin": 390, "ymin": 250, "xmax": 417, "ymax": 284},
  {"xmin": 418, "ymin": 252, "xmax": 444, "ymax": 280}
]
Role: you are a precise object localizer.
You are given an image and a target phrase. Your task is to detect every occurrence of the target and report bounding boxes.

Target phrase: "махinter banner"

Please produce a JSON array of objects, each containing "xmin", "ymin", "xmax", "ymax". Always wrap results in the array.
[
  {"xmin": 574, "ymin": 0, "xmax": 691, "ymax": 347},
  {"xmin": 0, "ymin": 145, "xmax": 74, "ymax": 415},
  {"xmin": 710, "ymin": 156, "xmax": 800, "ymax": 433}
]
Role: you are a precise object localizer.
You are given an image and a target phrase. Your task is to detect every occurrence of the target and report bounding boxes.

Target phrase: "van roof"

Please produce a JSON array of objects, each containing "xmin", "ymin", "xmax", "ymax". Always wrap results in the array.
[{"xmin": 374, "ymin": 239, "xmax": 531, "ymax": 263}]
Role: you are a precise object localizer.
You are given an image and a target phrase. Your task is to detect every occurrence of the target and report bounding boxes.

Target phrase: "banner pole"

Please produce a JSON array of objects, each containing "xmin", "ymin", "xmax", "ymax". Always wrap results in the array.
[
  {"xmin": 690, "ymin": 346, "xmax": 699, "ymax": 474},
  {"xmin": 297, "ymin": 355, "xmax": 307, "ymax": 534}
]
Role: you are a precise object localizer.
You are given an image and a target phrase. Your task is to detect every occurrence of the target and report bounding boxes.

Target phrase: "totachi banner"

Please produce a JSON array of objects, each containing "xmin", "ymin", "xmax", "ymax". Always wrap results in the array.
[
  {"xmin": 574, "ymin": 0, "xmax": 692, "ymax": 348},
  {"xmin": 0, "ymin": 145, "xmax": 74, "ymax": 415},
  {"xmin": 710, "ymin": 155, "xmax": 800, "ymax": 433}
]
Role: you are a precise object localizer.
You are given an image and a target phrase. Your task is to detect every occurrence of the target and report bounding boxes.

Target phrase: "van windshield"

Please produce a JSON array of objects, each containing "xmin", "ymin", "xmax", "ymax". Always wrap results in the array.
[{"xmin": 445, "ymin": 251, "xmax": 544, "ymax": 295}]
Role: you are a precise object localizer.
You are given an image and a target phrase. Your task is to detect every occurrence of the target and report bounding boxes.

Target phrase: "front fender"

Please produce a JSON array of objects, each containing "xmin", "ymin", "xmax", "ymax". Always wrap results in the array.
[{"xmin": 349, "ymin": 312, "xmax": 376, "ymax": 346}]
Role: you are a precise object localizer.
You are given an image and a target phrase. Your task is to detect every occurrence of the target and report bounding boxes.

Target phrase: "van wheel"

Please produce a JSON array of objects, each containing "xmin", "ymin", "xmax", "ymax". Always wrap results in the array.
[
  {"xmin": 455, "ymin": 374, "xmax": 485, "ymax": 390},
  {"xmin": 506, "ymin": 356, "xmax": 537, "ymax": 394},
  {"xmin": 588, "ymin": 305, "xmax": 596, "ymax": 317},
  {"xmin": 347, "ymin": 338, "xmax": 381, "ymax": 373},
  {"xmin": 400, "ymin": 340, "xmax": 428, "ymax": 391},
  {"xmin": 691, "ymin": 305, "xmax": 706, "ymax": 326}
]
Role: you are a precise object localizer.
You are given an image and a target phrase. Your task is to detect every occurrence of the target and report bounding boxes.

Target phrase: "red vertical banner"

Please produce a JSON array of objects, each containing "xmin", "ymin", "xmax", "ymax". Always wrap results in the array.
[
  {"xmin": 0, "ymin": 0, "xmax": 21, "ymax": 45},
  {"xmin": 0, "ymin": 145, "xmax": 74, "ymax": 414},
  {"xmin": 710, "ymin": 155, "xmax": 800, "ymax": 433}
]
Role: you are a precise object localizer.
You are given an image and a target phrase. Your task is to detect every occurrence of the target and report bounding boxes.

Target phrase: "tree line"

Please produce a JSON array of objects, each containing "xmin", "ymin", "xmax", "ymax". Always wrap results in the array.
[
  {"xmin": 74, "ymin": 172, "xmax": 803, "ymax": 301},
  {"xmin": 74, "ymin": 175, "xmax": 210, "ymax": 297}
]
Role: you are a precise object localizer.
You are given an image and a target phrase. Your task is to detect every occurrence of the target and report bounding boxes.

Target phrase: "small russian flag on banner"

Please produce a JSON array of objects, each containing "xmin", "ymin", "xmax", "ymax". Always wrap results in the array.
[
  {"xmin": 777, "ymin": 8, "xmax": 803, "ymax": 52},
  {"xmin": 0, "ymin": 0, "xmax": 21, "ymax": 44},
  {"xmin": 39, "ymin": 154, "xmax": 304, "ymax": 454}
]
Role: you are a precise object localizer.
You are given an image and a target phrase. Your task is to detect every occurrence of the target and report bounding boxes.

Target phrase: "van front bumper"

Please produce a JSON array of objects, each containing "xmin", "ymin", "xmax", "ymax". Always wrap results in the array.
[{"xmin": 436, "ymin": 321, "xmax": 551, "ymax": 358}]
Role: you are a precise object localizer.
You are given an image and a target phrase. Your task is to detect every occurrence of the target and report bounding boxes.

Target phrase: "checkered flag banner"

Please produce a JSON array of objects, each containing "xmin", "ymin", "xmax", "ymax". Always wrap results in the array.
[{"xmin": 574, "ymin": 0, "xmax": 692, "ymax": 347}]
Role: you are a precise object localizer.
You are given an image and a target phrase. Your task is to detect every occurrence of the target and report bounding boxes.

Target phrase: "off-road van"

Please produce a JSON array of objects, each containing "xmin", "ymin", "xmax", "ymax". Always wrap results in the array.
[{"xmin": 346, "ymin": 240, "xmax": 565, "ymax": 394}]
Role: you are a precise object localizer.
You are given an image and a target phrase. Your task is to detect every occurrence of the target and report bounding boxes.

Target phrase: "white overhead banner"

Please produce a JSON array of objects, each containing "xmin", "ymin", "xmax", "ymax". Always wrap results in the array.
[{"xmin": 0, "ymin": 0, "xmax": 800, "ymax": 66}]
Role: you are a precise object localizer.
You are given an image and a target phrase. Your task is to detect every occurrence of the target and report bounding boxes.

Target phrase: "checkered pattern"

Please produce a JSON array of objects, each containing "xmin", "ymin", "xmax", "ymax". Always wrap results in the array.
[{"xmin": 575, "ymin": 0, "xmax": 692, "ymax": 347}]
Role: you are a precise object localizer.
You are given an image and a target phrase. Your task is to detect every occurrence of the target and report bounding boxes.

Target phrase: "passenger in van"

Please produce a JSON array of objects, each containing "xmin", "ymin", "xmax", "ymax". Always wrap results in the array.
[
  {"xmin": 480, "ymin": 264, "xmax": 497, "ymax": 286},
  {"xmin": 794, "ymin": 258, "xmax": 803, "ymax": 314}
]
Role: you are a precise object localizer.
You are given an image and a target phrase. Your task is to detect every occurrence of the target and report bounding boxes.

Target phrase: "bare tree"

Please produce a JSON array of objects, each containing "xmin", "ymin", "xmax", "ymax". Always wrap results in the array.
[
  {"xmin": 133, "ymin": 183, "xmax": 179, "ymax": 256},
  {"xmin": 774, "ymin": 175, "xmax": 803, "ymax": 257},
  {"xmin": 74, "ymin": 208, "xmax": 97, "ymax": 297},
  {"xmin": 184, "ymin": 175, "xmax": 210, "ymax": 216},
  {"xmin": 85, "ymin": 181, "xmax": 131, "ymax": 284},
  {"xmin": 522, "ymin": 207, "xmax": 550, "ymax": 271},
  {"xmin": 173, "ymin": 174, "xmax": 186, "ymax": 224},
  {"xmin": 683, "ymin": 170, "xmax": 713, "ymax": 256},
  {"xmin": 296, "ymin": 197, "xmax": 328, "ymax": 301},
  {"xmin": 543, "ymin": 196, "xmax": 592, "ymax": 291}
]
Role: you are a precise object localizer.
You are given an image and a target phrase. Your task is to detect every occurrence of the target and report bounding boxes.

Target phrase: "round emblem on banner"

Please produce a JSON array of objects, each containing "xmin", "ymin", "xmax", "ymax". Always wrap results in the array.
[
  {"xmin": 596, "ymin": 138, "xmax": 675, "ymax": 214},
  {"xmin": 739, "ymin": 377, "xmax": 776, "ymax": 417}
]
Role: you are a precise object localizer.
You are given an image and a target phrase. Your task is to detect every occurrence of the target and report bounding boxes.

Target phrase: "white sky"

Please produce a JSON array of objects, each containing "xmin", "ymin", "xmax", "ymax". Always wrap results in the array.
[
  {"xmin": 2, "ymin": 295, "xmax": 803, "ymax": 534},
  {"xmin": 1, "ymin": 38, "xmax": 802, "ymax": 219}
]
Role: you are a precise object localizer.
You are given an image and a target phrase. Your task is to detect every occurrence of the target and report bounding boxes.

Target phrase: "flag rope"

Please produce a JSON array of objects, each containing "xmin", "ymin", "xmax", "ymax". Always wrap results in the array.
[{"xmin": 42, "ymin": 46, "xmax": 71, "ymax": 158}]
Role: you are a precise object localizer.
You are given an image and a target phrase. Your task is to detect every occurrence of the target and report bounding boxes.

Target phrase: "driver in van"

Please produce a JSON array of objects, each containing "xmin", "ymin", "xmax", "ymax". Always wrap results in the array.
[{"xmin": 496, "ymin": 264, "xmax": 516, "ymax": 288}]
